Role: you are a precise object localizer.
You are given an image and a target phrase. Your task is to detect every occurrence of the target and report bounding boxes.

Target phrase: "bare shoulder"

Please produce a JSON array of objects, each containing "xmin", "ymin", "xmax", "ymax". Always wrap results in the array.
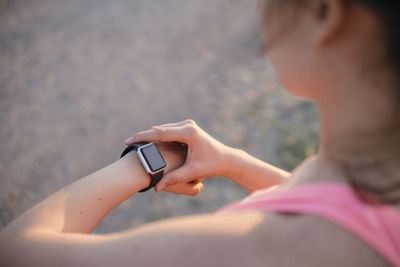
[
  {"xmin": 113, "ymin": 209, "xmax": 388, "ymax": 267},
  {"xmin": 246, "ymin": 210, "xmax": 389, "ymax": 267}
]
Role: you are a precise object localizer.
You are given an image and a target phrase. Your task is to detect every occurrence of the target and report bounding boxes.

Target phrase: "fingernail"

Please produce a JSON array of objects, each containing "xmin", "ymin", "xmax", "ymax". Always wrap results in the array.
[{"xmin": 124, "ymin": 137, "xmax": 134, "ymax": 144}]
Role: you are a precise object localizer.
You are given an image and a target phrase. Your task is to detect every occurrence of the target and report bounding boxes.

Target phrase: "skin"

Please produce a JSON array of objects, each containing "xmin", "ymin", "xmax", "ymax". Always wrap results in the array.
[{"xmin": 0, "ymin": 0, "xmax": 398, "ymax": 266}]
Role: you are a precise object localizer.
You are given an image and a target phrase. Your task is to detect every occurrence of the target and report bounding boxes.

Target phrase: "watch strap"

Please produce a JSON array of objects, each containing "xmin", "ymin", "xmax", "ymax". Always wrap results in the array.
[
  {"xmin": 140, "ymin": 170, "xmax": 164, "ymax": 192},
  {"xmin": 120, "ymin": 142, "xmax": 148, "ymax": 158}
]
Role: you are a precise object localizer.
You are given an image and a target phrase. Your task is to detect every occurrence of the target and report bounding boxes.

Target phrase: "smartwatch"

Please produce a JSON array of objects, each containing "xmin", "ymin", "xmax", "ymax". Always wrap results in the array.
[{"xmin": 120, "ymin": 142, "xmax": 166, "ymax": 192}]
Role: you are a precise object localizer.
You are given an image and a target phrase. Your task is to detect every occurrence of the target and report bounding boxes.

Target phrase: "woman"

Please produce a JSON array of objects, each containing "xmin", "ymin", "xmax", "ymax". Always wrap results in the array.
[{"xmin": 1, "ymin": 0, "xmax": 399, "ymax": 266}]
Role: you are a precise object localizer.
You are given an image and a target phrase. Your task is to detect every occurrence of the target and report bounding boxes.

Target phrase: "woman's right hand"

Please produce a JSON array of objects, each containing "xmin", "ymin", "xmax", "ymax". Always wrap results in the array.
[{"xmin": 124, "ymin": 120, "xmax": 233, "ymax": 192}]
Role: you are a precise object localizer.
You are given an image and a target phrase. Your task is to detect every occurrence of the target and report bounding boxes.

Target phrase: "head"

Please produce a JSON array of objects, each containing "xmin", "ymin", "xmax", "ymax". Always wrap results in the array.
[
  {"xmin": 258, "ymin": 0, "xmax": 400, "ymax": 201},
  {"xmin": 258, "ymin": 0, "xmax": 400, "ymax": 100}
]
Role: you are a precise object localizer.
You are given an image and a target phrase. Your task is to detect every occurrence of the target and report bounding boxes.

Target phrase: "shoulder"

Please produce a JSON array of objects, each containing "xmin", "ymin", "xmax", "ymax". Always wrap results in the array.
[
  {"xmin": 118, "ymin": 209, "xmax": 387, "ymax": 267},
  {"xmin": 246, "ymin": 210, "xmax": 388, "ymax": 267}
]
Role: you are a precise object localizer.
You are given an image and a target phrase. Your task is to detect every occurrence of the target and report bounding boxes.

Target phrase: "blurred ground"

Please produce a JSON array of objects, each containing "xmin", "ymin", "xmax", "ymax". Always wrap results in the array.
[{"xmin": 0, "ymin": 0, "xmax": 318, "ymax": 233}]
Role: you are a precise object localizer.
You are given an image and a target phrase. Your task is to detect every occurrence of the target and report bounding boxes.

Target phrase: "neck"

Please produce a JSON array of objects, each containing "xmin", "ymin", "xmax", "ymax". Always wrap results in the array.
[{"xmin": 313, "ymin": 68, "xmax": 400, "ymax": 202}]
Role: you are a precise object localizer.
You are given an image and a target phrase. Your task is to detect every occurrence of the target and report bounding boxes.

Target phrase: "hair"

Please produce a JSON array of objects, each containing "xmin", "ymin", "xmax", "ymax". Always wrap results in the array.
[
  {"xmin": 264, "ymin": 0, "xmax": 400, "ymax": 74},
  {"xmin": 329, "ymin": 1, "xmax": 400, "ymax": 202},
  {"xmin": 355, "ymin": 1, "xmax": 400, "ymax": 74}
]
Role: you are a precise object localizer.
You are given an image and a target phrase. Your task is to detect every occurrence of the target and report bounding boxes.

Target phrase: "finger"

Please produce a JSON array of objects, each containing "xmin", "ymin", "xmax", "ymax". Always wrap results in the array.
[
  {"xmin": 162, "ymin": 182, "xmax": 204, "ymax": 196},
  {"xmin": 187, "ymin": 178, "xmax": 203, "ymax": 184},
  {"xmin": 125, "ymin": 119, "xmax": 196, "ymax": 144},
  {"xmin": 158, "ymin": 121, "xmax": 189, "ymax": 128},
  {"xmin": 125, "ymin": 126, "xmax": 190, "ymax": 145},
  {"xmin": 190, "ymin": 182, "xmax": 204, "ymax": 196},
  {"xmin": 155, "ymin": 165, "xmax": 197, "ymax": 192}
]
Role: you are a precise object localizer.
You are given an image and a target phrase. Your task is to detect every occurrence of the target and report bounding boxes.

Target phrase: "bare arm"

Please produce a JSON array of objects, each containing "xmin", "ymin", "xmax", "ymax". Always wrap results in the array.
[
  {"xmin": 223, "ymin": 147, "xmax": 291, "ymax": 193},
  {"xmin": 0, "ymin": 142, "xmax": 279, "ymax": 267},
  {"xmin": 0, "ymin": 143, "xmax": 197, "ymax": 236},
  {"xmin": 3, "ymin": 152, "xmax": 149, "ymax": 235}
]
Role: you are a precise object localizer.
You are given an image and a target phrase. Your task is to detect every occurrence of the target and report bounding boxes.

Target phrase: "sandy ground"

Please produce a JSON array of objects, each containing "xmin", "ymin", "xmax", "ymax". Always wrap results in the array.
[{"xmin": 0, "ymin": 0, "xmax": 317, "ymax": 233}]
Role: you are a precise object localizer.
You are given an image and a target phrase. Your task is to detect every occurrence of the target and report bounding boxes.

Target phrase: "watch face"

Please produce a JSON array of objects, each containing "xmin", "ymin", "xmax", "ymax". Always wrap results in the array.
[{"xmin": 140, "ymin": 143, "xmax": 166, "ymax": 172}]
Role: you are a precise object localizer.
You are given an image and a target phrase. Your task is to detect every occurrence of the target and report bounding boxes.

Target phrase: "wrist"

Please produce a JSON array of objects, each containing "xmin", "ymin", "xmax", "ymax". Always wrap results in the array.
[
  {"xmin": 118, "ymin": 150, "xmax": 151, "ymax": 191},
  {"xmin": 220, "ymin": 146, "xmax": 246, "ymax": 178}
]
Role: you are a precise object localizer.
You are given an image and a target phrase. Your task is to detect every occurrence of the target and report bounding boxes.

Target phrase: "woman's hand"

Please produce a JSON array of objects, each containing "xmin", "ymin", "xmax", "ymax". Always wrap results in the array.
[
  {"xmin": 155, "ymin": 141, "xmax": 204, "ymax": 196},
  {"xmin": 124, "ymin": 120, "xmax": 233, "ymax": 192}
]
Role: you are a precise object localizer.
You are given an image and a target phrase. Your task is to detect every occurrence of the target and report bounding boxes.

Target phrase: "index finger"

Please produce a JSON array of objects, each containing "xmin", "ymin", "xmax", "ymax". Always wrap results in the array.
[{"xmin": 125, "ymin": 126, "xmax": 190, "ymax": 145}]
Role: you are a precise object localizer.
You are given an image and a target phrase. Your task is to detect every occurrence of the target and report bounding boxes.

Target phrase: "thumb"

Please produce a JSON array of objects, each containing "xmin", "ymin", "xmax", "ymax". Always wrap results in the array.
[{"xmin": 155, "ymin": 165, "xmax": 195, "ymax": 192}]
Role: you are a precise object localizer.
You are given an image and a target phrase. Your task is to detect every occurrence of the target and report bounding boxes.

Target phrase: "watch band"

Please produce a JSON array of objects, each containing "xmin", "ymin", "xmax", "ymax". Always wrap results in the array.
[
  {"xmin": 120, "ymin": 142, "xmax": 164, "ymax": 192},
  {"xmin": 120, "ymin": 142, "xmax": 148, "ymax": 158}
]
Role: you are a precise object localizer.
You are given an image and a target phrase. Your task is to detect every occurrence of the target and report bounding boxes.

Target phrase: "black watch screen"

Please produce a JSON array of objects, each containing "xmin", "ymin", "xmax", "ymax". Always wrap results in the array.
[{"xmin": 141, "ymin": 143, "xmax": 166, "ymax": 172}]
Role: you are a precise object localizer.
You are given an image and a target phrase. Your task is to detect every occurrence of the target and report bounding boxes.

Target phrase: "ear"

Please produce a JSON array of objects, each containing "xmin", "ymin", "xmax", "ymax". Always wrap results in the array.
[{"xmin": 313, "ymin": 0, "xmax": 348, "ymax": 46}]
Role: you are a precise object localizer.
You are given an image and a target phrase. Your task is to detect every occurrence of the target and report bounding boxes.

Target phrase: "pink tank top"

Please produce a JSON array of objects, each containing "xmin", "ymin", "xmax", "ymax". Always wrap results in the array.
[{"xmin": 216, "ymin": 182, "xmax": 400, "ymax": 266}]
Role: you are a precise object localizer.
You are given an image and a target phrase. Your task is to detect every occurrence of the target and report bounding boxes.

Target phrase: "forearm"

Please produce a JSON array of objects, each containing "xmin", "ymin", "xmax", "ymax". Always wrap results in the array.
[
  {"xmin": 223, "ymin": 148, "xmax": 291, "ymax": 193},
  {"xmin": 3, "ymin": 152, "xmax": 149, "ymax": 236}
]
